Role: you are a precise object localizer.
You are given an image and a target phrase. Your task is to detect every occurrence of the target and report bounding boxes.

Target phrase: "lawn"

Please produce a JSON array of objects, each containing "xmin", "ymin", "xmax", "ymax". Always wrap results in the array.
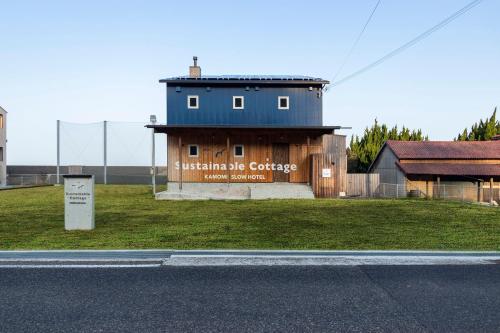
[{"xmin": 0, "ymin": 185, "xmax": 499, "ymax": 250}]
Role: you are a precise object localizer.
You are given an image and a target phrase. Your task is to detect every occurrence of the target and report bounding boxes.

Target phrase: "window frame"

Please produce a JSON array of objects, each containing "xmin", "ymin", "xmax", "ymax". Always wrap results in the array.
[
  {"xmin": 188, "ymin": 144, "xmax": 199, "ymax": 157},
  {"xmin": 233, "ymin": 144, "xmax": 244, "ymax": 158},
  {"xmin": 187, "ymin": 95, "xmax": 199, "ymax": 109},
  {"xmin": 278, "ymin": 96, "xmax": 289, "ymax": 110},
  {"xmin": 232, "ymin": 96, "xmax": 244, "ymax": 110}
]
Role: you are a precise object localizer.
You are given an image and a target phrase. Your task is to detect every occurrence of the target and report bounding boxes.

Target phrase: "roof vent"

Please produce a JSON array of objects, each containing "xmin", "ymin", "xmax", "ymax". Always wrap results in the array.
[{"xmin": 189, "ymin": 56, "xmax": 201, "ymax": 79}]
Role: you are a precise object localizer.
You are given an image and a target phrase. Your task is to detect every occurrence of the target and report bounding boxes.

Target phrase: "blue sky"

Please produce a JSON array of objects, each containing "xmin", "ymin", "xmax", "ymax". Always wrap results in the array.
[{"xmin": 1, "ymin": 0, "xmax": 499, "ymax": 164}]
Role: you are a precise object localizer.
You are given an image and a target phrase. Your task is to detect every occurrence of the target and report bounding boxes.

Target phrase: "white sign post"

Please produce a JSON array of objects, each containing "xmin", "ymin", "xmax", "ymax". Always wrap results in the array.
[{"xmin": 63, "ymin": 175, "xmax": 95, "ymax": 230}]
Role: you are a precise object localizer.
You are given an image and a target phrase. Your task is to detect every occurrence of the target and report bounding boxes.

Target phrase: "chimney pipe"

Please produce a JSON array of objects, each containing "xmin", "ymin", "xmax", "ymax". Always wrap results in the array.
[{"xmin": 189, "ymin": 56, "xmax": 201, "ymax": 78}]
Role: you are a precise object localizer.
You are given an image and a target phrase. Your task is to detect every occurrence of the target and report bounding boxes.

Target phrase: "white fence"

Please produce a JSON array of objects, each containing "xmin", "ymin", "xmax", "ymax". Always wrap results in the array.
[{"xmin": 56, "ymin": 120, "xmax": 167, "ymax": 185}]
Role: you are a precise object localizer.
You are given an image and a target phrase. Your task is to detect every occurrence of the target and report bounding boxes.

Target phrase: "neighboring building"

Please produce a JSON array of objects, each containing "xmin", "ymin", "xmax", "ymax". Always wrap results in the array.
[
  {"xmin": 0, "ymin": 106, "xmax": 6, "ymax": 186},
  {"xmin": 369, "ymin": 140, "xmax": 500, "ymax": 201},
  {"xmin": 149, "ymin": 57, "xmax": 346, "ymax": 199}
]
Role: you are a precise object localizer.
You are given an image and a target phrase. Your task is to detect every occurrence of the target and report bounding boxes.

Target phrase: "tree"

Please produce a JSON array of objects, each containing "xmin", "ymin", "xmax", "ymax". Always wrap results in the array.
[
  {"xmin": 347, "ymin": 119, "xmax": 428, "ymax": 172},
  {"xmin": 456, "ymin": 108, "xmax": 499, "ymax": 141}
]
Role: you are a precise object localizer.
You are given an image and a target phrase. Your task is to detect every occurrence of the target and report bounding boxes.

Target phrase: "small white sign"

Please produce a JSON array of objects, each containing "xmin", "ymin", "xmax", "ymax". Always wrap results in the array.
[
  {"xmin": 64, "ymin": 175, "xmax": 95, "ymax": 230},
  {"xmin": 322, "ymin": 168, "xmax": 332, "ymax": 178}
]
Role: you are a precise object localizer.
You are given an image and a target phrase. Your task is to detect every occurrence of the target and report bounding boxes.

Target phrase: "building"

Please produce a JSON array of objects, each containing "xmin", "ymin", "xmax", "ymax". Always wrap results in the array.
[
  {"xmin": 369, "ymin": 140, "xmax": 500, "ymax": 202},
  {"xmin": 149, "ymin": 57, "xmax": 346, "ymax": 199},
  {"xmin": 0, "ymin": 106, "xmax": 6, "ymax": 186}
]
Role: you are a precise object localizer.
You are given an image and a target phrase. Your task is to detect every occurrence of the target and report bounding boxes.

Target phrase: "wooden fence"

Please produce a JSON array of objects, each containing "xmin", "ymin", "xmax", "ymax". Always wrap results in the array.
[
  {"xmin": 346, "ymin": 173, "xmax": 380, "ymax": 197},
  {"xmin": 322, "ymin": 135, "xmax": 347, "ymax": 196},
  {"xmin": 310, "ymin": 154, "xmax": 335, "ymax": 198}
]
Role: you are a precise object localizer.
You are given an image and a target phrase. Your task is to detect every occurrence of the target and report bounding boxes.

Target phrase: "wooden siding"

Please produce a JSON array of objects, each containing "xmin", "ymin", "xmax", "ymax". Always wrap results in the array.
[
  {"xmin": 310, "ymin": 154, "xmax": 335, "ymax": 198},
  {"xmin": 272, "ymin": 143, "xmax": 290, "ymax": 182},
  {"xmin": 167, "ymin": 131, "xmax": 323, "ymax": 183},
  {"xmin": 323, "ymin": 134, "xmax": 347, "ymax": 196},
  {"xmin": 346, "ymin": 173, "xmax": 380, "ymax": 197}
]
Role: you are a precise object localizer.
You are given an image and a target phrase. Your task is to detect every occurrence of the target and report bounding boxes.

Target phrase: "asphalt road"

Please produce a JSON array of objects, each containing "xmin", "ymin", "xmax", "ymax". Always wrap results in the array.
[{"xmin": 1, "ymin": 265, "xmax": 499, "ymax": 332}]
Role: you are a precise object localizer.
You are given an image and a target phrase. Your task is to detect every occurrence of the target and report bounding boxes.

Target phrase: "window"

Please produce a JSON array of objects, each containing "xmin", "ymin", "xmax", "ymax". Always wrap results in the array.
[
  {"xmin": 188, "ymin": 145, "xmax": 199, "ymax": 157},
  {"xmin": 234, "ymin": 145, "xmax": 244, "ymax": 157},
  {"xmin": 187, "ymin": 95, "xmax": 199, "ymax": 109},
  {"xmin": 0, "ymin": 114, "xmax": 3, "ymax": 129},
  {"xmin": 278, "ymin": 96, "xmax": 289, "ymax": 110},
  {"xmin": 233, "ymin": 96, "xmax": 244, "ymax": 110},
  {"xmin": 0, "ymin": 147, "xmax": 3, "ymax": 162}
]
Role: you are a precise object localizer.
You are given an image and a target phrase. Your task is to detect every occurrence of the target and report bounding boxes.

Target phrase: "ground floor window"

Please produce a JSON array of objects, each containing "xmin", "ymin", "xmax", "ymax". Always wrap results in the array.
[
  {"xmin": 234, "ymin": 144, "xmax": 244, "ymax": 157},
  {"xmin": 188, "ymin": 144, "xmax": 199, "ymax": 157}
]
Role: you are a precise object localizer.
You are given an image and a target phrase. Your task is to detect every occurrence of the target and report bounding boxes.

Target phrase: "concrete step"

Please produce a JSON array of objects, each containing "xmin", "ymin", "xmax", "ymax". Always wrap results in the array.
[
  {"xmin": 250, "ymin": 183, "xmax": 315, "ymax": 199},
  {"xmin": 156, "ymin": 182, "xmax": 315, "ymax": 200},
  {"xmin": 155, "ymin": 190, "xmax": 248, "ymax": 200}
]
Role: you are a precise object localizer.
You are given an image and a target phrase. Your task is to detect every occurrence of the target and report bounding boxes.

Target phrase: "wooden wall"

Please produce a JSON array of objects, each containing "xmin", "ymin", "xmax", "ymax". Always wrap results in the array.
[
  {"xmin": 164, "ymin": 130, "xmax": 350, "ymax": 198},
  {"xmin": 310, "ymin": 154, "xmax": 335, "ymax": 198},
  {"xmin": 346, "ymin": 173, "xmax": 381, "ymax": 197},
  {"xmin": 167, "ymin": 131, "xmax": 323, "ymax": 183},
  {"xmin": 323, "ymin": 134, "xmax": 347, "ymax": 196}
]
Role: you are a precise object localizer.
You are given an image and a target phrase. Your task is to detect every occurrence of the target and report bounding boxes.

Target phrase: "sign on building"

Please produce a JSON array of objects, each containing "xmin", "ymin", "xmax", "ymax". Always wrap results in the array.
[
  {"xmin": 322, "ymin": 168, "xmax": 332, "ymax": 178},
  {"xmin": 63, "ymin": 175, "xmax": 95, "ymax": 230}
]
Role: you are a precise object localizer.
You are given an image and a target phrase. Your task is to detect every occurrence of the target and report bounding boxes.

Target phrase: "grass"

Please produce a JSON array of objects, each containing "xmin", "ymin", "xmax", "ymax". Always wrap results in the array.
[{"xmin": 0, "ymin": 185, "xmax": 499, "ymax": 250}]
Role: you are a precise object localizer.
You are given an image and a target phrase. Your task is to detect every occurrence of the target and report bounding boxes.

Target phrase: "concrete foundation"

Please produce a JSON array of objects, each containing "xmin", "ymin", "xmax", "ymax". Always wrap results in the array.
[{"xmin": 156, "ymin": 182, "xmax": 315, "ymax": 200}]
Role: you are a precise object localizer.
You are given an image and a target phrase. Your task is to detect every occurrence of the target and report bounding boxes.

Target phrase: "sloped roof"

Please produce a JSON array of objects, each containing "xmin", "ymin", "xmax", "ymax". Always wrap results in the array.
[
  {"xmin": 396, "ymin": 162, "xmax": 500, "ymax": 177},
  {"xmin": 386, "ymin": 140, "xmax": 500, "ymax": 160}
]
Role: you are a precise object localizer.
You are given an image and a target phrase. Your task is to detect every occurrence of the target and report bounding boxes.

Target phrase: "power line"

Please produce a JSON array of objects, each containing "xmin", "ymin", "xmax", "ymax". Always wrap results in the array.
[
  {"xmin": 331, "ymin": 0, "xmax": 483, "ymax": 87},
  {"xmin": 332, "ymin": 0, "xmax": 382, "ymax": 83}
]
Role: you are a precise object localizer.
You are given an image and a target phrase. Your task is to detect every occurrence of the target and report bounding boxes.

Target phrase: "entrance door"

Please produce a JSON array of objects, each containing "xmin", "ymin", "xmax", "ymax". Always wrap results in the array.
[{"xmin": 272, "ymin": 143, "xmax": 289, "ymax": 182}]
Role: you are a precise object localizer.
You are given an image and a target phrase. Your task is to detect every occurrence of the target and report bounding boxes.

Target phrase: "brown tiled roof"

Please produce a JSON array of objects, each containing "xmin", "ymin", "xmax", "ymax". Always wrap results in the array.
[
  {"xmin": 396, "ymin": 162, "xmax": 500, "ymax": 177},
  {"xmin": 386, "ymin": 140, "xmax": 500, "ymax": 160}
]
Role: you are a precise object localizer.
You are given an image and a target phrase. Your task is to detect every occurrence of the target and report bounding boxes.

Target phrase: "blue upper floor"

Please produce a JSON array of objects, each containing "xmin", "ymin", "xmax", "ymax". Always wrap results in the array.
[{"xmin": 160, "ymin": 75, "xmax": 329, "ymax": 126}]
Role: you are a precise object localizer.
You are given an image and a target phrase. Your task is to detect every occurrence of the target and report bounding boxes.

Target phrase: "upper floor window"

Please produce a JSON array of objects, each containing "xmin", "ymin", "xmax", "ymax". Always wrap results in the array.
[
  {"xmin": 0, "ymin": 114, "xmax": 3, "ymax": 129},
  {"xmin": 187, "ymin": 95, "xmax": 199, "ymax": 109},
  {"xmin": 233, "ymin": 96, "xmax": 244, "ymax": 110},
  {"xmin": 188, "ymin": 144, "xmax": 199, "ymax": 157},
  {"xmin": 234, "ymin": 145, "xmax": 244, "ymax": 157},
  {"xmin": 278, "ymin": 96, "xmax": 289, "ymax": 110}
]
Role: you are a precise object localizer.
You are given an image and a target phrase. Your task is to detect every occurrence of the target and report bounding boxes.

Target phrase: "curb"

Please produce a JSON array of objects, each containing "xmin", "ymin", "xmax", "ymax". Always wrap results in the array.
[{"xmin": 1, "ymin": 250, "xmax": 500, "ymax": 267}]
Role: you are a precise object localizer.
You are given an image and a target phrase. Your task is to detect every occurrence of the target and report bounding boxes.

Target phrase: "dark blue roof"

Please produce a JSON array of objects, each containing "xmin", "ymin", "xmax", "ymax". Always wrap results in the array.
[{"xmin": 160, "ymin": 75, "xmax": 329, "ymax": 85}]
